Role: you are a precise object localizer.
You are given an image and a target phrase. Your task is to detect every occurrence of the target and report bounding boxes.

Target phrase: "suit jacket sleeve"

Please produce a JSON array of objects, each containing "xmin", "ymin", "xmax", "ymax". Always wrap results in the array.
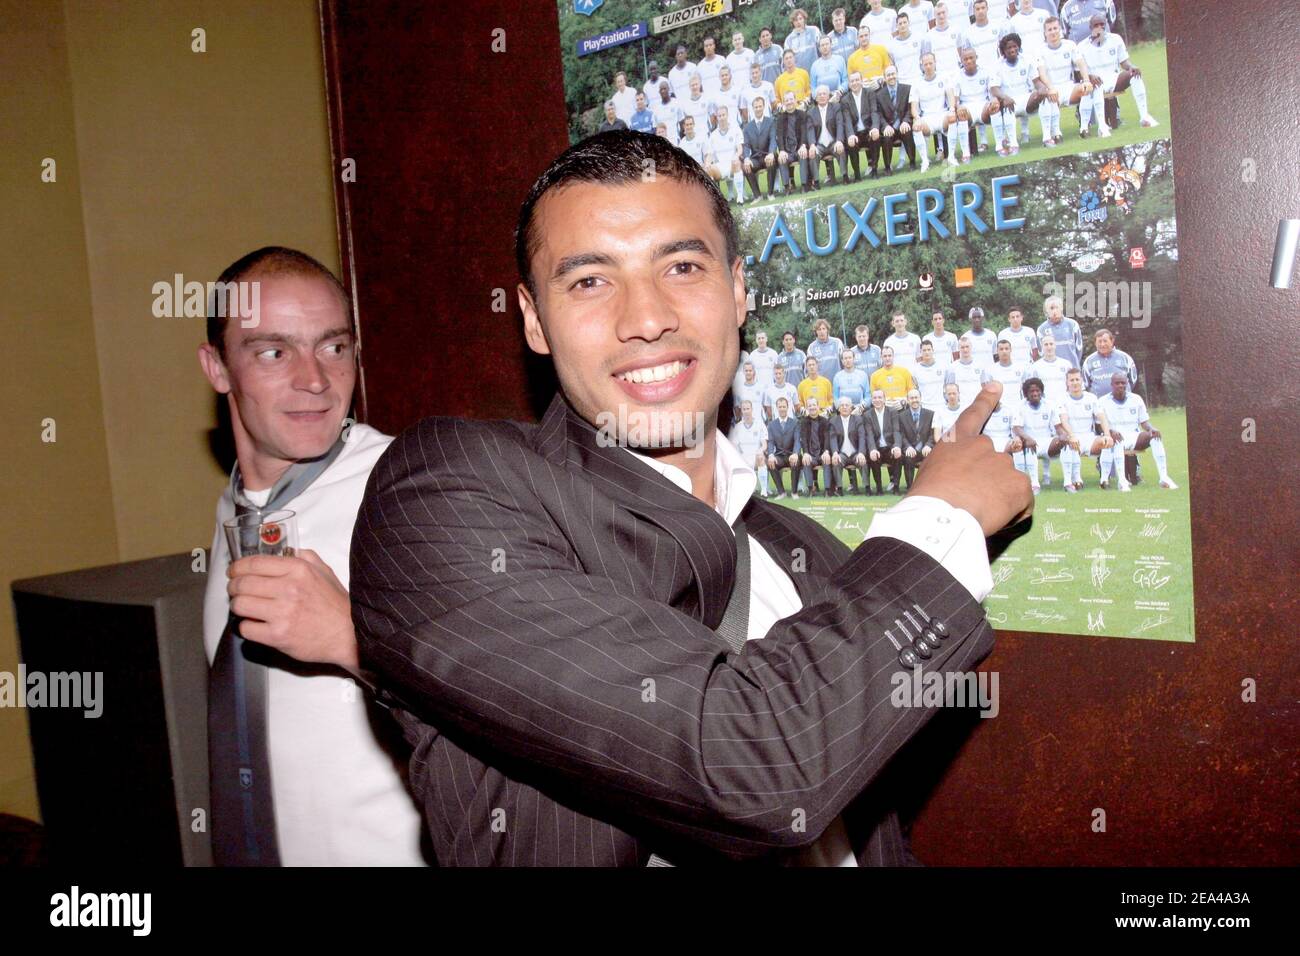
[{"xmin": 350, "ymin": 417, "xmax": 993, "ymax": 858}]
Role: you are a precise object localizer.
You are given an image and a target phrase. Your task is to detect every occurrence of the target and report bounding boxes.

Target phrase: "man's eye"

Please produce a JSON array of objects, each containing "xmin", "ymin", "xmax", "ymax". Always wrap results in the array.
[
  {"xmin": 322, "ymin": 342, "xmax": 348, "ymax": 357},
  {"xmin": 571, "ymin": 276, "xmax": 604, "ymax": 291},
  {"xmin": 257, "ymin": 349, "xmax": 284, "ymax": 361},
  {"xmin": 669, "ymin": 261, "xmax": 701, "ymax": 276}
]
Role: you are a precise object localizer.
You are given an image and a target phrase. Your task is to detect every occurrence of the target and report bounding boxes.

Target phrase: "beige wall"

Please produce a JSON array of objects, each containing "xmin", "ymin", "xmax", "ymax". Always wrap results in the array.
[
  {"xmin": 0, "ymin": 0, "xmax": 337, "ymax": 819},
  {"xmin": 0, "ymin": 0, "xmax": 120, "ymax": 820}
]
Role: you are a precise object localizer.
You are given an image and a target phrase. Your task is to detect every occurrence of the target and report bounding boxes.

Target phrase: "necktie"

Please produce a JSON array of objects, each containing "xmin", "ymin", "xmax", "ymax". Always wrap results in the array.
[
  {"xmin": 208, "ymin": 436, "xmax": 346, "ymax": 866},
  {"xmin": 913, "ymin": 410, "xmax": 920, "ymax": 426},
  {"xmin": 647, "ymin": 514, "xmax": 750, "ymax": 866}
]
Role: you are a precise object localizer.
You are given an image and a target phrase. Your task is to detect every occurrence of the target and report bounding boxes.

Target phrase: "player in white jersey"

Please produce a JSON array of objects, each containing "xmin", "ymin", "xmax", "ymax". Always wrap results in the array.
[
  {"xmin": 1098, "ymin": 373, "xmax": 1177, "ymax": 490},
  {"xmin": 1078, "ymin": 16, "xmax": 1158, "ymax": 128},
  {"xmin": 962, "ymin": 306, "xmax": 998, "ymax": 369},
  {"xmin": 860, "ymin": 0, "xmax": 898, "ymax": 41},
  {"xmin": 998, "ymin": 306, "xmax": 1040, "ymax": 365},
  {"xmin": 1013, "ymin": 377, "xmax": 1065, "ymax": 492},
  {"xmin": 726, "ymin": 32, "xmax": 756, "ymax": 84},
  {"xmin": 1009, "ymin": 0, "xmax": 1050, "ymax": 64},
  {"xmin": 1057, "ymin": 368, "xmax": 1113, "ymax": 492},
  {"xmin": 762, "ymin": 363, "xmax": 799, "ymax": 422},
  {"xmin": 909, "ymin": 52, "xmax": 954, "ymax": 171},
  {"xmin": 650, "ymin": 80, "xmax": 682, "ymax": 144},
  {"xmin": 899, "ymin": 0, "xmax": 935, "ymax": 38},
  {"xmin": 676, "ymin": 115, "xmax": 709, "ymax": 167},
  {"xmin": 679, "ymin": 74, "xmax": 716, "ymax": 136},
  {"xmin": 728, "ymin": 400, "xmax": 770, "ymax": 496},
  {"xmin": 989, "ymin": 32, "xmax": 1047, "ymax": 153},
  {"xmin": 981, "ymin": 398, "xmax": 1024, "ymax": 455},
  {"xmin": 988, "ymin": 340, "xmax": 1026, "ymax": 413},
  {"xmin": 932, "ymin": 383, "xmax": 964, "ymax": 441},
  {"xmin": 889, "ymin": 12, "xmax": 928, "ymax": 86},
  {"xmin": 912, "ymin": 340, "xmax": 948, "ymax": 410},
  {"xmin": 738, "ymin": 358, "xmax": 764, "ymax": 421},
  {"xmin": 948, "ymin": 46, "xmax": 998, "ymax": 164},
  {"xmin": 742, "ymin": 63, "xmax": 777, "ymax": 122},
  {"xmin": 926, "ymin": 2, "xmax": 966, "ymax": 79},
  {"xmin": 923, "ymin": 310, "xmax": 959, "ymax": 368},
  {"xmin": 1037, "ymin": 16, "xmax": 1099, "ymax": 144},
  {"xmin": 715, "ymin": 67, "xmax": 748, "ymax": 127},
  {"xmin": 943, "ymin": 337, "xmax": 990, "ymax": 409},
  {"xmin": 1029, "ymin": 334, "xmax": 1071, "ymax": 407},
  {"xmin": 965, "ymin": 1, "xmax": 1008, "ymax": 83},
  {"xmin": 883, "ymin": 311, "xmax": 924, "ymax": 372}
]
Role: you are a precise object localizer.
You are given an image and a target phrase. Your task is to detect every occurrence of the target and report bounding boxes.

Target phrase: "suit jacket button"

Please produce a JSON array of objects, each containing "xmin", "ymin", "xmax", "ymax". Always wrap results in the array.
[
  {"xmin": 912, "ymin": 639, "xmax": 933, "ymax": 659},
  {"xmin": 923, "ymin": 628, "xmax": 941, "ymax": 645},
  {"xmin": 899, "ymin": 648, "xmax": 920, "ymax": 668},
  {"xmin": 932, "ymin": 619, "xmax": 948, "ymax": 637}
]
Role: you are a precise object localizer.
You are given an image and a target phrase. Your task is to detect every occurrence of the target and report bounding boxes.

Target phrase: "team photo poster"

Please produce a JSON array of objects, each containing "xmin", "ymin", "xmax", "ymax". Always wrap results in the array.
[{"xmin": 555, "ymin": 0, "xmax": 1191, "ymax": 642}]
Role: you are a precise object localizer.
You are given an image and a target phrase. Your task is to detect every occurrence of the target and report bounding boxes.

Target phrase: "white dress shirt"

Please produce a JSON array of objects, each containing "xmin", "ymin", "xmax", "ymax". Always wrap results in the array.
[
  {"xmin": 630, "ymin": 431, "xmax": 993, "ymax": 865},
  {"xmin": 203, "ymin": 424, "xmax": 427, "ymax": 866}
]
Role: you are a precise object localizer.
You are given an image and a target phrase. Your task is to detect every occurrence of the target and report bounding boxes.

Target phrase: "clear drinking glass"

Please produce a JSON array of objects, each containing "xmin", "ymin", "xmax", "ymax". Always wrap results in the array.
[{"xmin": 222, "ymin": 509, "xmax": 298, "ymax": 559}]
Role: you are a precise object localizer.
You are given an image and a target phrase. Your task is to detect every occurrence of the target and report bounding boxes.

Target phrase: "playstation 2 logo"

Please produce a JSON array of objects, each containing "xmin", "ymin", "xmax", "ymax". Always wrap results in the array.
[{"xmin": 575, "ymin": 0, "xmax": 605, "ymax": 15}]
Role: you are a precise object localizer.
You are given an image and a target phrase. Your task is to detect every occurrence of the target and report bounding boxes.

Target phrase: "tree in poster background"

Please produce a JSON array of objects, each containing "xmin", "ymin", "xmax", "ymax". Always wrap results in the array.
[{"xmin": 736, "ymin": 140, "xmax": 1181, "ymax": 402}]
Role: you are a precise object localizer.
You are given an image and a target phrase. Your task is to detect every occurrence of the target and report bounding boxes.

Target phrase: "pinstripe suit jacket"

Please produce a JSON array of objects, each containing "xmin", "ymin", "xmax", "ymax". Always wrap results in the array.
[{"xmin": 349, "ymin": 393, "xmax": 995, "ymax": 866}]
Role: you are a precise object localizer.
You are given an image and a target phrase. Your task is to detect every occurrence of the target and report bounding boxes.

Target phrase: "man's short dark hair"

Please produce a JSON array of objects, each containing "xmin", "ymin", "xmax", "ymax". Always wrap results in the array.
[
  {"xmin": 514, "ymin": 130, "xmax": 740, "ymax": 299},
  {"xmin": 206, "ymin": 246, "xmax": 347, "ymax": 358},
  {"xmin": 1021, "ymin": 376, "xmax": 1044, "ymax": 397}
]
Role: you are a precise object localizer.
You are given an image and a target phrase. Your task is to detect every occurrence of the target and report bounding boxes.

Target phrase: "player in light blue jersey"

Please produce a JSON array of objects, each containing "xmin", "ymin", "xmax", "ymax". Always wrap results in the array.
[
  {"xmin": 833, "ymin": 350, "xmax": 871, "ymax": 407},
  {"xmin": 806, "ymin": 319, "xmax": 845, "ymax": 384},
  {"xmin": 849, "ymin": 324, "xmax": 883, "ymax": 380},
  {"xmin": 777, "ymin": 330, "xmax": 807, "ymax": 386},
  {"xmin": 1081, "ymin": 328, "xmax": 1137, "ymax": 397},
  {"xmin": 1038, "ymin": 294, "xmax": 1084, "ymax": 368}
]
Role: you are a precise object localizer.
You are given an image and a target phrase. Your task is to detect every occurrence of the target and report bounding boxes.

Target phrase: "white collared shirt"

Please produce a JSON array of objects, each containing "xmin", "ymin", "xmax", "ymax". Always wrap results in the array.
[{"xmin": 629, "ymin": 431, "xmax": 993, "ymax": 865}]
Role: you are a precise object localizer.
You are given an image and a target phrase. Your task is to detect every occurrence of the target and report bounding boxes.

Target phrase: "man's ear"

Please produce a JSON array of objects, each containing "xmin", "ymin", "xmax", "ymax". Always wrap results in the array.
[
  {"xmin": 198, "ymin": 343, "xmax": 232, "ymax": 395},
  {"xmin": 731, "ymin": 257, "xmax": 748, "ymax": 331},
  {"xmin": 518, "ymin": 283, "xmax": 551, "ymax": 356}
]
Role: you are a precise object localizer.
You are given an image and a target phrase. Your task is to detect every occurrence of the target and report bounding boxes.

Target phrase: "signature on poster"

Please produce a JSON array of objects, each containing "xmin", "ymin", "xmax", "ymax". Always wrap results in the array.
[
  {"xmin": 1042, "ymin": 522, "xmax": 1071, "ymax": 542},
  {"xmin": 991, "ymin": 564, "xmax": 1015, "ymax": 587},
  {"xmin": 1138, "ymin": 613, "xmax": 1174, "ymax": 633},
  {"xmin": 1030, "ymin": 567, "xmax": 1074, "ymax": 585},
  {"xmin": 1088, "ymin": 549, "xmax": 1112, "ymax": 589},
  {"xmin": 1133, "ymin": 567, "xmax": 1171, "ymax": 591},
  {"xmin": 1139, "ymin": 520, "xmax": 1169, "ymax": 541},
  {"xmin": 1090, "ymin": 523, "xmax": 1118, "ymax": 544},
  {"xmin": 1087, "ymin": 610, "xmax": 1107, "ymax": 633}
]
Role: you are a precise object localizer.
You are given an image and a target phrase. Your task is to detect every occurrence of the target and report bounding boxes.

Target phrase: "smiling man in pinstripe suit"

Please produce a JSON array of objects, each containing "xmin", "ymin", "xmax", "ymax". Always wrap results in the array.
[{"xmin": 348, "ymin": 130, "xmax": 1033, "ymax": 866}]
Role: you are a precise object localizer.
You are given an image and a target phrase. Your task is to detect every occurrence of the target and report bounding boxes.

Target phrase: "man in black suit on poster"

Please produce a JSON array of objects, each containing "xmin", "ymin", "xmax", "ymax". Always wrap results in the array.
[
  {"xmin": 798, "ymin": 394, "xmax": 833, "ymax": 496},
  {"xmin": 896, "ymin": 387, "xmax": 936, "ymax": 490},
  {"xmin": 828, "ymin": 393, "xmax": 869, "ymax": 495},
  {"xmin": 871, "ymin": 64, "xmax": 918, "ymax": 173},
  {"xmin": 348, "ymin": 131, "xmax": 1030, "ymax": 866},
  {"xmin": 837, "ymin": 70, "xmax": 876, "ymax": 182},
  {"xmin": 862, "ymin": 387, "xmax": 903, "ymax": 495},
  {"xmin": 774, "ymin": 90, "xmax": 813, "ymax": 193}
]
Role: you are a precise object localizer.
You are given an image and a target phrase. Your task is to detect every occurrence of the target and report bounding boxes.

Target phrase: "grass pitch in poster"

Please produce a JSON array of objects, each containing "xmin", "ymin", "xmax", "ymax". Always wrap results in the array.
[{"xmin": 554, "ymin": 0, "xmax": 1191, "ymax": 642}]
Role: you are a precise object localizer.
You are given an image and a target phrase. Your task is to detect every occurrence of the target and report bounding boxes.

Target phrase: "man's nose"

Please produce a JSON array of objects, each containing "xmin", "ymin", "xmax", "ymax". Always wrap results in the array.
[
  {"xmin": 614, "ymin": 277, "xmax": 679, "ymax": 343},
  {"xmin": 292, "ymin": 351, "xmax": 329, "ymax": 392}
]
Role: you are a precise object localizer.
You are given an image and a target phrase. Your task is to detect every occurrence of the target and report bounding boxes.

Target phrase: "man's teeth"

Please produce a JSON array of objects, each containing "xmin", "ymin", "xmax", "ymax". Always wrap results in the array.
[{"xmin": 617, "ymin": 360, "xmax": 687, "ymax": 384}]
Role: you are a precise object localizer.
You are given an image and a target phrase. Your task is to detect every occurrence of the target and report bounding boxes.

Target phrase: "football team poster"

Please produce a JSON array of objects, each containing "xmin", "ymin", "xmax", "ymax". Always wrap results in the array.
[{"xmin": 554, "ymin": 0, "xmax": 1192, "ymax": 642}]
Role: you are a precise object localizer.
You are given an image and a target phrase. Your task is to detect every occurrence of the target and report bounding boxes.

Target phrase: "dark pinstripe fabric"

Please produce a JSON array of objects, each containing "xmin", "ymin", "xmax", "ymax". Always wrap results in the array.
[{"xmin": 350, "ymin": 393, "xmax": 995, "ymax": 866}]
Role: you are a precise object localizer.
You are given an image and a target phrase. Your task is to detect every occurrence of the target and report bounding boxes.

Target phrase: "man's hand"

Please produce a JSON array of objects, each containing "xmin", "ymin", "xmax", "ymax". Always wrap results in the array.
[
  {"xmin": 906, "ymin": 381, "xmax": 1033, "ymax": 536},
  {"xmin": 227, "ymin": 550, "xmax": 359, "ymax": 672}
]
